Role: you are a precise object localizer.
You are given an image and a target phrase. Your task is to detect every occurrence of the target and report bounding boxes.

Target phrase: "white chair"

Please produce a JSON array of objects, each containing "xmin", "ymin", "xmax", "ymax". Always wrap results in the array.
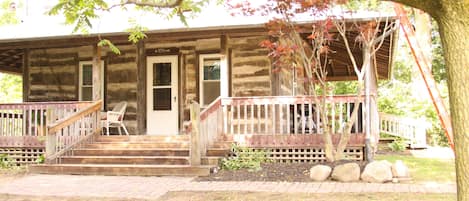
[{"xmin": 101, "ymin": 101, "xmax": 129, "ymax": 135}]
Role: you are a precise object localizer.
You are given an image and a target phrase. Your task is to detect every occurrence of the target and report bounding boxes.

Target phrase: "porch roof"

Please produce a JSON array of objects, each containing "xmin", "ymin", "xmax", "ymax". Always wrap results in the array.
[{"xmin": 0, "ymin": 5, "xmax": 397, "ymax": 80}]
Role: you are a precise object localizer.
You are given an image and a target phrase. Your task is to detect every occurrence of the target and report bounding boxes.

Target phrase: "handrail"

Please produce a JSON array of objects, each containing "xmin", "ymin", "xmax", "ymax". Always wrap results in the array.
[
  {"xmin": 379, "ymin": 112, "xmax": 429, "ymax": 148},
  {"xmin": 0, "ymin": 101, "xmax": 94, "ymax": 137},
  {"xmin": 48, "ymin": 101, "xmax": 102, "ymax": 133},
  {"xmin": 45, "ymin": 100, "xmax": 102, "ymax": 163}
]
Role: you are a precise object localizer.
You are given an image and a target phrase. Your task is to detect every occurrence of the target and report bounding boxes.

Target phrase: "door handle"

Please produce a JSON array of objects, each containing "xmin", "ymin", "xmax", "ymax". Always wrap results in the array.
[{"xmin": 174, "ymin": 96, "xmax": 177, "ymax": 102}]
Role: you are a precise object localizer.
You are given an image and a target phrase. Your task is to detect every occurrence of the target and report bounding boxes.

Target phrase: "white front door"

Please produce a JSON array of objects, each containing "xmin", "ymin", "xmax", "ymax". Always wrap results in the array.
[{"xmin": 146, "ymin": 55, "xmax": 179, "ymax": 135}]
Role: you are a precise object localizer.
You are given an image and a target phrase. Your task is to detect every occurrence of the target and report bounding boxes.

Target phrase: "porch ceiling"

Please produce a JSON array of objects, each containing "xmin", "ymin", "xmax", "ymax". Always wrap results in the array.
[{"xmin": 0, "ymin": 49, "xmax": 23, "ymax": 75}]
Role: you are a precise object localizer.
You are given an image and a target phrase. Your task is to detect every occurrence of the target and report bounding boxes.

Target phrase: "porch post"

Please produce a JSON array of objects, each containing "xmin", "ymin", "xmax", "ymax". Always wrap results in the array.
[
  {"xmin": 92, "ymin": 45, "xmax": 102, "ymax": 103},
  {"xmin": 136, "ymin": 40, "xmax": 146, "ymax": 135},
  {"xmin": 220, "ymin": 34, "xmax": 230, "ymax": 97},
  {"xmin": 22, "ymin": 49, "xmax": 29, "ymax": 102}
]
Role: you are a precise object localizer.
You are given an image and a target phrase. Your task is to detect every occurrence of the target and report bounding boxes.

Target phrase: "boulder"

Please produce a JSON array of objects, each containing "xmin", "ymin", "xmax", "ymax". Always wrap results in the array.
[
  {"xmin": 309, "ymin": 165, "xmax": 332, "ymax": 181},
  {"xmin": 331, "ymin": 162, "xmax": 360, "ymax": 182},
  {"xmin": 361, "ymin": 160, "xmax": 393, "ymax": 183},
  {"xmin": 391, "ymin": 160, "xmax": 410, "ymax": 178}
]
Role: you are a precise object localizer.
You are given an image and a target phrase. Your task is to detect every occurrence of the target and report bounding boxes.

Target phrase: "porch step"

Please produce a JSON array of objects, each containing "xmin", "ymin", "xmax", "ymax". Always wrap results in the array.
[
  {"xmin": 84, "ymin": 142, "xmax": 189, "ymax": 149},
  {"xmin": 201, "ymin": 156, "xmax": 222, "ymax": 166},
  {"xmin": 94, "ymin": 135, "xmax": 189, "ymax": 142},
  {"xmin": 206, "ymin": 148, "xmax": 230, "ymax": 157},
  {"xmin": 60, "ymin": 156, "xmax": 189, "ymax": 165},
  {"xmin": 72, "ymin": 148, "xmax": 189, "ymax": 156},
  {"xmin": 29, "ymin": 164, "xmax": 211, "ymax": 176}
]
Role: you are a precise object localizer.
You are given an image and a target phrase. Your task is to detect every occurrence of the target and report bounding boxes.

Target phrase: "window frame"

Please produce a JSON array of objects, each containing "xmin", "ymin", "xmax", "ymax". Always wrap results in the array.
[
  {"xmin": 78, "ymin": 61, "xmax": 104, "ymax": 102},
  {"xmin": 199, "ymin": 53, "xmax": 228, "ymax": 107}
]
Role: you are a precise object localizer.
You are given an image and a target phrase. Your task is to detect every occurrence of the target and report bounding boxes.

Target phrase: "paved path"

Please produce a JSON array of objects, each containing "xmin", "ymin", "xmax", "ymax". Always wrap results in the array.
[{"xmin": 0, "ymin": 174, "xmax": 456, "ymax": 200}]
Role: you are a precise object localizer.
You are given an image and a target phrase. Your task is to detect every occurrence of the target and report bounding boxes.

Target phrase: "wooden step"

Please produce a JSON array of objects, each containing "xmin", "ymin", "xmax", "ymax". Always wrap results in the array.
[
  {"xmin": 95, "ymin": 135, "xmax": 189, "ymax": 142},
  {"xmin": 206, "ymin": 148, "xmax": 230, "ymax": 157},
  {"xmin": 29, "ymin": 164, "xmax": 211, "ymax": 176},
  {"xmin": 72, "ymin": 148, "xmax": 189, "ymax": 156},
  {"xmin": 84, "ymin": 142, "xmax": 189, "ymax": 149},
  {"xmin": 201, "ymin": 156, "xmax": 221, "ymax": 166},
  {"xmin": 60, "ymin": 156, "xmax": 189, "ymax": 165}
]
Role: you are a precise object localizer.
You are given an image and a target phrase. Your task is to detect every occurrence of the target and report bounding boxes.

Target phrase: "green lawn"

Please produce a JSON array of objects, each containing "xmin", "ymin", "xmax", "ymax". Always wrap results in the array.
[
  {"xmin": 375, "ymin": 154, "xmax": 455, "ymax": 183},
  {"xmin": 157, "ymin": 191, "xmax": 456, "ymax": 201}
]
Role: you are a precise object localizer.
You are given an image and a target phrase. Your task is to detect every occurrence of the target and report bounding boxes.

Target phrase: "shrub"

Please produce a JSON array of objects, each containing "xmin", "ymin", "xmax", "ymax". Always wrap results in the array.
[
  {"xmin": 221, "ymin": 144, "xmax": 271, "ymax": 172},
  {"xmin": 0, "ymin": 154, "xmax": 14, "ymax": 169},
  {"xmin": 388, "ymin": 138, "xmax": 407, "ymax": 152}
]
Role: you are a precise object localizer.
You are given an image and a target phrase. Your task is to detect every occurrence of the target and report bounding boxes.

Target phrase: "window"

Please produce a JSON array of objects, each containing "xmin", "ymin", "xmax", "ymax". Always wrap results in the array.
[
  {"xmin": 79, "ymin": 61, "xmax": 104, "ymax": 102},
  {"xmin": 199, "ymin": 54, "xmax": 227, "ymax": 106}
]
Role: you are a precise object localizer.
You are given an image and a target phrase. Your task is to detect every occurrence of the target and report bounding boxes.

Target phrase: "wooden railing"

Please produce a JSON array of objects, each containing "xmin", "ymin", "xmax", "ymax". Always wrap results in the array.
[
  {"xmin": 45, "ymin": 100, "xmax": 102, "ymax": 163},
  {"xmin": 379, "ymin": 113, "xmax": 428, "ymax": 148},
  {"xmin": 0, "ymin": 102, "xmax": 93, "ymax": 137},
  {"xmin": 197, "ymin": 95, "xmax": 366, "ymax": 149}
]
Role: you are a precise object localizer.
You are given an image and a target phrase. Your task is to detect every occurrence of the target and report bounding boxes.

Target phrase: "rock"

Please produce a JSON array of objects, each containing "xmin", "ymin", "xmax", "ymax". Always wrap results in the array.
[
  {"xmin": 331, "ymin": 162, "xmax": 360, "ymax": 182},
  {"xmin": 361, "ymin": 160, "xmax": 393, "ymax": 183},
  {"xmin": 391, "ymin": 160, "xmax": 410, "ymax": 178},
  {"xmin": 309, "ymin": 165, "xmax": 332, "ymax": 181}
]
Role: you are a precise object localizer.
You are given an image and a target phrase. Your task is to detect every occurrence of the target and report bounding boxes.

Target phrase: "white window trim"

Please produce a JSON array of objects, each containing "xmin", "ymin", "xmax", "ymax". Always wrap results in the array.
[
  {"xmin": 199, "ymin": 53, "xmax": 228, "ymax": 107},
  {"xmin": 78, "ymin": 61, "xmax": 104, "ymax": 102}
]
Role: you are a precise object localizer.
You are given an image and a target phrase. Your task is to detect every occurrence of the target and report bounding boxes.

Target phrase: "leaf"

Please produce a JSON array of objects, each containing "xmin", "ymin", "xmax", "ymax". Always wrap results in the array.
[{"xmin": 97, "ymin": 39, "xmax": 121, "ymax": 55}]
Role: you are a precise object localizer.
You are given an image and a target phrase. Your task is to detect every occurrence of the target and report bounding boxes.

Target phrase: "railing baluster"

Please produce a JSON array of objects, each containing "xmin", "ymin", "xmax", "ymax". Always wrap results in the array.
[
  {"xmin": 230, "ymin": 104, "xmax": 234, "ymax": 135},
  {"xmin": 271, "ymin": 103, "xmax": 275, "ymax": 134},
  {"xmin": 250, "ymin": 104, "xmax": 254, "ymax": 134},
  {"xmin": 237, "ymin": 103, "xmax": 240, "ymax": 135},
  {"xmin": 257, "ymin": 104, "xmax": 261, "ymax": 134},
  {"xmin": 279, "ymin": 103, "xmax": 283, "ymax": 134},
  {"xmin": 294, "ymin": 103, "xmax": 297, "ymax": 135},
  {"xmin": 301, "ymin": 102, "xmax": 305, "ymax": 134},
  {"xmin": 244, "ymin": 103, "xmax": 247, "ymax": 134},
  {"xmin": 308, "ymin": 101, "xmax": 313, "ymax": 134},
  {"xmin": 264, "ymin": 103, "xmax": 268, "ymax": 134},
  {"xmin": 287, "ymin": 103, "xmax": 291, "ymax": 134}
]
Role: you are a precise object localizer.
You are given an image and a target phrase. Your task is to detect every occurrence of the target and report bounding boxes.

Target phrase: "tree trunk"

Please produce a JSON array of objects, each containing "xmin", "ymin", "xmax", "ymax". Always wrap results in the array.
[
  {"xmin": 389, "ymin": 1, "xmax": 469, "ymax": 199},
  {"xmin": 437, "ymin": 6, "xmax": 469, "ymax": 200}
]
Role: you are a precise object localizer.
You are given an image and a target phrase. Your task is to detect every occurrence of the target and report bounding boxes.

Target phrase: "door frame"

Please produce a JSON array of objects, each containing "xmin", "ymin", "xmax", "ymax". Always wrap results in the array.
[{"xmin": 146, "ymin": 55, "xmax": 180, "ymax": 135}]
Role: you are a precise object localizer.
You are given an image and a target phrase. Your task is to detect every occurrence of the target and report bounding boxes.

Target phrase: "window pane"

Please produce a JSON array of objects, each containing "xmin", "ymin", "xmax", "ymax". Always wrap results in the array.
[
  {"xmin": 203, "ymin": 81, "xmax": 220, "ymax": 105},
  {"xmin": 153, "ymin": 63, "xmax": 171, "ymax": 86},
  {"xmin": 203, "ymin": 58, "xmax": 220, "ymax": 80},
  {"xmin": 82, "ymin": 64, "xmax": 93, "ymax": 85},
  {"xmin": 153, "ymin": 88, "xmax": 171, "ymax": 110},
  {"xmin": 81, "ymin": 87, "xmax": 92, "ymax": 101}
]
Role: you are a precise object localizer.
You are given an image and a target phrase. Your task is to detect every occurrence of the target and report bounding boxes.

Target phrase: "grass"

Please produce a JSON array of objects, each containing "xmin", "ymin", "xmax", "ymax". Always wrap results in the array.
[
  {"xmin": 375, "ymin": 154, "xmax": 455, "ymax": 183},
  {"xmin": 0, "ymin": 194, "xmax": 147, "ymax": 201},
  {"xmin": 0, "ymin": 192, "xmax": 455, "ymax": 201},
  {"xmin": 157, "ymin": 191, "xmax": 456, "ymax": 201}
]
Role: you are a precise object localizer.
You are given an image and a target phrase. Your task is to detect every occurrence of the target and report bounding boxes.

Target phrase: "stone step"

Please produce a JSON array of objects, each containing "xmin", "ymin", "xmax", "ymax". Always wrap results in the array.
[
  {"xmin": 72, "ymin": 148, "xmax": 189, "ymax": 156},
  {"xmin": 29, "ymin": 164, "xmax": 212, "ymax": 176},
  {"xmin": 95, "ymin": 135, "xmax": 189, "ymax": 142},
  {"xmin": 84, "ymin": 142, "xmax": 189, "ymax": 149},
  {"xmin": 60, "ymin": 156, "xmax": 189, "ymax": 165}
]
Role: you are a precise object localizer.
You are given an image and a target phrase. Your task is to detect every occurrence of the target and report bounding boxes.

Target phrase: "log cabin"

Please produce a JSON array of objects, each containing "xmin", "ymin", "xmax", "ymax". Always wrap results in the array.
[{"xmin": 0, "ymin": 12, "xmax": 427, "ymax": 175}]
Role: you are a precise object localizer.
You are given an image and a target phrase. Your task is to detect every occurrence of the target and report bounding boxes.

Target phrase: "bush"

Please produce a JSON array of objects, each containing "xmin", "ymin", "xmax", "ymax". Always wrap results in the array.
[
  {"xmin": 0, "ymin": 154, "xmax": 14, "ymax": 169},
  {"xmin": 221, "ymin": 144, "xmax": 271, "ymax": 172},
  {"xmin": 388, "ymin": 138, "xmax": 407, "ymax": 152}
]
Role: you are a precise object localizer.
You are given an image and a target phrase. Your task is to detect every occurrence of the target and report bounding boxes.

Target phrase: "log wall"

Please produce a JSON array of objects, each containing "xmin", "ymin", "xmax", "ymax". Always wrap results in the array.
[
  {"xmin": 25, "ymin": 35, "xmax": 275, "ymax": 134},
  {"xmin": 230, "ymin": 36, "xmax": 272, "ymax": 97}
]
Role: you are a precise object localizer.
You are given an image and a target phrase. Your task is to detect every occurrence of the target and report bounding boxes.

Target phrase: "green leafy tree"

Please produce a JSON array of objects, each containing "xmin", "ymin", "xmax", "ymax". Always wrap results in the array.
[{"xmin": 0, "ymin": 74, "xmax": 22, "ymax": 103}]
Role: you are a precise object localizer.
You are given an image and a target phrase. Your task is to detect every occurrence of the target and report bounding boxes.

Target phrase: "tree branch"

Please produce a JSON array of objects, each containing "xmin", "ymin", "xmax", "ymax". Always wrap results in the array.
[
  {"xmin": 384, "ymin": 0, "xmax": 442, "ymax": 17},
  {"xmin": 105, "ymin": 0, "xmax": 183, "ymax": 10}
]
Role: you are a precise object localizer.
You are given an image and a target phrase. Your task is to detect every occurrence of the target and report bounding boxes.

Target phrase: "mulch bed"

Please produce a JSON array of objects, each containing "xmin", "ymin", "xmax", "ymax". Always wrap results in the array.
[{"xmin": 197, "ymin": 160, "xmax": 368, "ymax": 182}]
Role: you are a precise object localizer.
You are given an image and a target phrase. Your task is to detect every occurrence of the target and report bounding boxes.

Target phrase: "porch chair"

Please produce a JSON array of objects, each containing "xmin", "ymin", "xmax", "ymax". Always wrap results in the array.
[{"xmin": 101, "ymin": 101, "xmax": 129, "ymax": 135}]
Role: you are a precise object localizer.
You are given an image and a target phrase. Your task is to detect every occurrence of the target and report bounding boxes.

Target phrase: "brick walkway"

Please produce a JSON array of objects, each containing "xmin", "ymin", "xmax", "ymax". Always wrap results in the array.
[{"xmin": 0, "ymin": 174, "xmax": 456, "ymax": 200}]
